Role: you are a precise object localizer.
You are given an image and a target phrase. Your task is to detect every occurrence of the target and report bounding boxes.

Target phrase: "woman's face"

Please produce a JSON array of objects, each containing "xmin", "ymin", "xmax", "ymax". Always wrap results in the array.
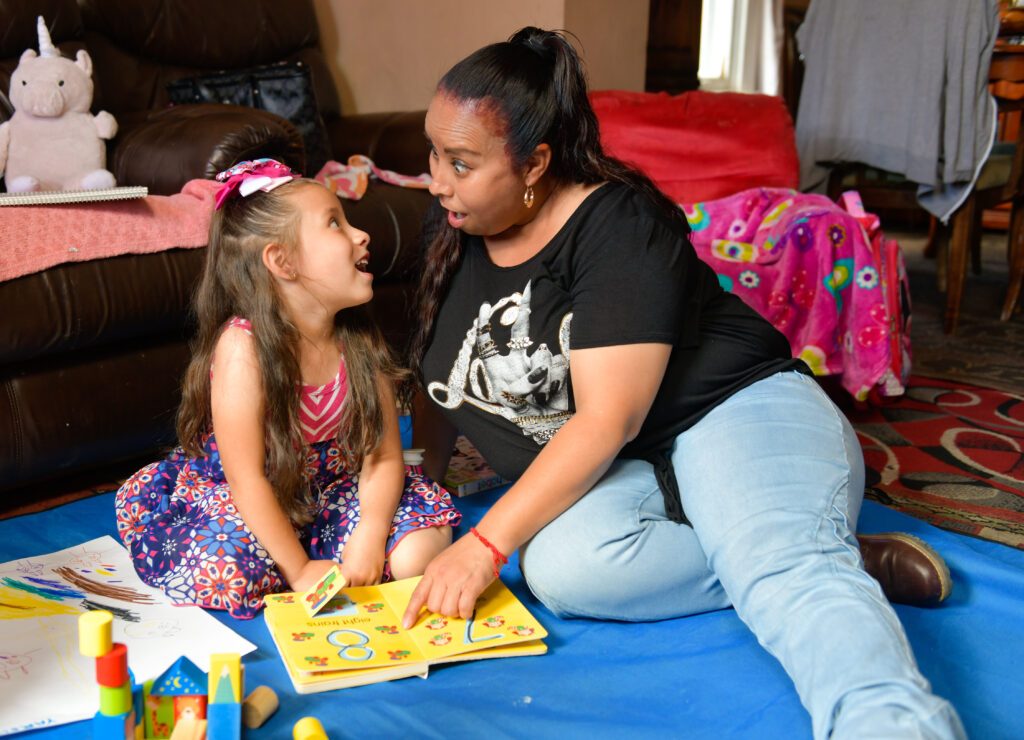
[{"xmin": 425, "ymin": 93, "xmax": 530, "ymax": 237}]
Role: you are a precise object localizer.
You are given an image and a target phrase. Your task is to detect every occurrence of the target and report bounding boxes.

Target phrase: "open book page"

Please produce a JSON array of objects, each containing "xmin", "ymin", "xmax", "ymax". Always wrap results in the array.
[
  {"xmin": 264, "ymin": 588, "xmax": 423, "ymax": 675},
  {"xmin": 263, "ymin": 604, "xmax": 427, "ymax": 694},
  {"xmin": 384, "ymin": 577, "xmax": 547, "ymax": 664}
]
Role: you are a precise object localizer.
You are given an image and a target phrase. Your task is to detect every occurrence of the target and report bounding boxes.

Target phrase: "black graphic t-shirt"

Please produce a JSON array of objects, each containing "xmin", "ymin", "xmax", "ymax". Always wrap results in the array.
[{"xmin": 421, "ymin": 183, "xmax": 807, "ymax": 481}]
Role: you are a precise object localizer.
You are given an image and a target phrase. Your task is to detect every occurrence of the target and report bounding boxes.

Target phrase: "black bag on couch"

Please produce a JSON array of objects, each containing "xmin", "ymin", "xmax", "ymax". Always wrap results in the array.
[{"xmin": 167, "ymin": 60, "xmax": 332, "ymax": 174}]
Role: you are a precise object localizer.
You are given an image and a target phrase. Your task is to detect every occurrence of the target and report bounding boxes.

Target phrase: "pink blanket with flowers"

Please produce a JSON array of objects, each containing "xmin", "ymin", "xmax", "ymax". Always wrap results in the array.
[
  {"xmin": 0, "ymin": 178, "xmax": 219, "ymax": 282},
  {"xmin": 683, "ymin": 188, "xmax": 911, "ymax": 402}
]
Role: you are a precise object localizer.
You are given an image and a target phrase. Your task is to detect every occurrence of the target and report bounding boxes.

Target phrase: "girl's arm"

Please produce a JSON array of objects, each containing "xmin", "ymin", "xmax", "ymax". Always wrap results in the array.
[
  {"xmin": 340, "ymin": 376, "xmax": 406, "ymax": 586},
  {"xmin": 211, "ymin": 327, "xmax": 333, "ymax": 592},
  {"xmin": 403, "ymin": 341, "xmax": 671, "ymax": 626}
]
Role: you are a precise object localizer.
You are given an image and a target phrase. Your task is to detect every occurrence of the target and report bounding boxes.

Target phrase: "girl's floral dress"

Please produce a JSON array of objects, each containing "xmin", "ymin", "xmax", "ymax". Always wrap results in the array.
[{"xmin": 115, "ymin": 318, "xmax": 461, "ymax": 619}]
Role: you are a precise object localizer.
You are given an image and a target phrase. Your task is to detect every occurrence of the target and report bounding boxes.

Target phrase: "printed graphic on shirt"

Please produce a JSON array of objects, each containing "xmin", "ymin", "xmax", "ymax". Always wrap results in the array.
[{"xmin": 428, "ymin": 281, "xmax": 573, "ymax": 446}]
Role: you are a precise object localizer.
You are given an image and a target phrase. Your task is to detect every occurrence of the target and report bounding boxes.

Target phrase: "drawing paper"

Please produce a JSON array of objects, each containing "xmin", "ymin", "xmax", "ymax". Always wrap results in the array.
[{"xmin": 0, "ymin": 536, "xmax": 255, "ymax": 736}]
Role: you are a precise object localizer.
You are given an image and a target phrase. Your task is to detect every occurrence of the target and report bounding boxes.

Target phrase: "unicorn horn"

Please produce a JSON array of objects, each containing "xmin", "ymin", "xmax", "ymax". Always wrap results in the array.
[{"xmin": 37, "ymin": 16, "xmax": 58, "ymax": 58}]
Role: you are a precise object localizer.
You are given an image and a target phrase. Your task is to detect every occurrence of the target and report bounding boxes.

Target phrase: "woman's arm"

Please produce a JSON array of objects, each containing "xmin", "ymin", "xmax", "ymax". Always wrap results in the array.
[
  {"xmin": 212, "ymin": 328, "xmax": 332, "ymax": 591},
  {"xmin": 340, "ymin": 377, "xmax": 406, "ymax": 585},
  {"xmin": 403, "ymin": 341, "xmax": 671, "ymax": 626}
]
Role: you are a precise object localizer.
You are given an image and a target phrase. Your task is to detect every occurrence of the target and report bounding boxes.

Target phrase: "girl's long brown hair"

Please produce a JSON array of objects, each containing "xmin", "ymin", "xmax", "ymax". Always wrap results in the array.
[
  {"xmin": 178, "ymin": 179, "xmax": 406, "ymax": 524},
  {"xmin": 404, "ymin": 27, "xmax": 689, "ymax": 397}
]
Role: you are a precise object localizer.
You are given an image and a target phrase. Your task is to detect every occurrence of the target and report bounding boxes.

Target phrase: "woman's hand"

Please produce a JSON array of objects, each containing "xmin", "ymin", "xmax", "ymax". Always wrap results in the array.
[
  {"xmin": 402, "ymin": 533, "xmax": 496, "ymax": 628},
  {"xmin": 339, "ymin": 522, "xmax": 388, "ymax": 587},
  {"xmin": 290, "ymin": 558, "xmax": 338, "ymax": 594}
]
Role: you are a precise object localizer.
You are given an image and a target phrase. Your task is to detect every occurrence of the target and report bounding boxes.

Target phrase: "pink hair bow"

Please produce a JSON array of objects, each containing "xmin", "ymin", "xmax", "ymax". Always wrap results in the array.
[{"xmin": 214, "ymin": 158, "xmax": 299, "ymax": 210}]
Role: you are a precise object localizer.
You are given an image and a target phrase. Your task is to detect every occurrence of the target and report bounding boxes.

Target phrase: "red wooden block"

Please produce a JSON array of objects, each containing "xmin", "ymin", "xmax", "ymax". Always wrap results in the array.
[{"xmin": 96, "ymin": 642, "xmax": 129, "ymax": 687}]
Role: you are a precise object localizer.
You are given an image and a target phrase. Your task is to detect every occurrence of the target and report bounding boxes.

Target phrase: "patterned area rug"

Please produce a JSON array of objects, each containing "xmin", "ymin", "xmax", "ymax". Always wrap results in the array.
[{"xmin": 847, "ymin": 376, "xmax": 1024, "ymax": 549}]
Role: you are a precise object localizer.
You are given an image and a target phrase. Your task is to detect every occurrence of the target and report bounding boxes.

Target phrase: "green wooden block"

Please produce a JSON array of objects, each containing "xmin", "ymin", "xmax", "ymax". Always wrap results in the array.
[{"xmin": 99, "ymin": 680, "xmax": 132, "ymax": 716}]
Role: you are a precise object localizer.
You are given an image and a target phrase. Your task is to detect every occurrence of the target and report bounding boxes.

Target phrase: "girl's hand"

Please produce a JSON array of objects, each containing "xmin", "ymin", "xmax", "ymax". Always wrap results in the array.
[
  {"xmin": 290, "ymin": 558, "xmax": 338, "ymax": 594},
  {"xmin": 339, "ymin": 522, "xmax": 388, "ymax": 587},
  {"xmin": 402, "ymin": 533, "xmax": 496, "ymax": 628}
]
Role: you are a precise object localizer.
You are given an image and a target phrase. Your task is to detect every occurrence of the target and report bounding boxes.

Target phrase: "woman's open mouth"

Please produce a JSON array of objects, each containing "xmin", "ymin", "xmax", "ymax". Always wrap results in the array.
[{"xmin": 447, "ymin": 210, "xmax": 467, "ymax": 228}]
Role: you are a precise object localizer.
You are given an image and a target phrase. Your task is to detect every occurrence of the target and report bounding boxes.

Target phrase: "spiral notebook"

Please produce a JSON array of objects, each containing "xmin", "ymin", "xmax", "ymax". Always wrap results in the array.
[{"xmin": 0, "ymin": 186, "xmax": 148, "ymax": 206}]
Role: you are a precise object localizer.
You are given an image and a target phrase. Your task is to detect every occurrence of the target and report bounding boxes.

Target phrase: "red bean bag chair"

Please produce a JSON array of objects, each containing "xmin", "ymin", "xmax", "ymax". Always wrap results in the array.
[{"xmin": 590, "ymin": 89, "xmax": 800, "ymax": 204}]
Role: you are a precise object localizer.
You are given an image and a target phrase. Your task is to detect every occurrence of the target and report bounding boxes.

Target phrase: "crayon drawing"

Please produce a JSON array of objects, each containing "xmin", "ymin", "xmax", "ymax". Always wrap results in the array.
[{"xmin": 0, "ymin": 536, "xmax": 256, "ymax": 736}]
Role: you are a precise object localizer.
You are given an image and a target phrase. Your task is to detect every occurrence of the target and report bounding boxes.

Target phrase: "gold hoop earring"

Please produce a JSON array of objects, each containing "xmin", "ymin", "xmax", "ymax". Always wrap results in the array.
[{"xmin": 523, "ymin": 185, "xmax": 535, "ymax": 209}]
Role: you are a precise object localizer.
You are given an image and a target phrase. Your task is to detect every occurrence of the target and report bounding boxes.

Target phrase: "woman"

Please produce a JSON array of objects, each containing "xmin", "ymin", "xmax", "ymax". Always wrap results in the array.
[{"xmin": 402, "ymin": 27, "xmax": 963, "ymax": 739}]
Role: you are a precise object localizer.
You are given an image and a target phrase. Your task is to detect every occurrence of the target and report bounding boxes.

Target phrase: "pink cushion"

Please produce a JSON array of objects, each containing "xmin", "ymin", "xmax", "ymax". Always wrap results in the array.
[{"xmin": 590, "ymin": 90, "xmax": 800, "ymax": 204}]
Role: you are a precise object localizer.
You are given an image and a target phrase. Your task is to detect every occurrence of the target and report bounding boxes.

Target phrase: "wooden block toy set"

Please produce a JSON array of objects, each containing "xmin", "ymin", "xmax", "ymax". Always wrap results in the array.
[{"xmin": 77, "ymin": 610, "xmax": 296, "ymax": 739}]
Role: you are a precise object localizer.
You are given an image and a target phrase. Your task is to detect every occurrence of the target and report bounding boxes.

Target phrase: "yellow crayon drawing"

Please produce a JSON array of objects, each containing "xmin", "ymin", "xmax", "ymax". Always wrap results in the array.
[{"xmin": 0, "ymin": 584, "xmax": 80, "ymax": 620}]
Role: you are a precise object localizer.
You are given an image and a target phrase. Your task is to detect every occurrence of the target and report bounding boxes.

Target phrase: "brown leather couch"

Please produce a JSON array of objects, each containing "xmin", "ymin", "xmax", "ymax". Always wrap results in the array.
[{"xmin": 0, "ymin": 0, "xmax": 432, "ymax": 502}]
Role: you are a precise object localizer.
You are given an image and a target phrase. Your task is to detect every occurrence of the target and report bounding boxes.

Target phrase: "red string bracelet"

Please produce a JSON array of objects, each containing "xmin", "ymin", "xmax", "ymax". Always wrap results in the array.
[{"xmin": 470, "ymin": 527, "xmax": 509, "ymax": 579}]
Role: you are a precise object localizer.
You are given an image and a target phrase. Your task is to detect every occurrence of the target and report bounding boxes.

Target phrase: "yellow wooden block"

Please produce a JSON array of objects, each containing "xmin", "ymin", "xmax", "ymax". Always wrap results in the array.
[
  {"xmin": 79, "ymin": 610, "xmax": 113, "ymax": 657},
  {"xmin": 208, "ymin": 654, "xmax": 242, "ymax": 703},
  {"xmin": 293, "ymin": 716, "xmax": 328, "ymax": 740}
]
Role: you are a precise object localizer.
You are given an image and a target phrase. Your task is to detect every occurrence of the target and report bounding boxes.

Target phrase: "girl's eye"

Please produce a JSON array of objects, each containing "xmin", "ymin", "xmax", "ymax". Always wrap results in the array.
[
  {"xmin": 329, "ymin": 217, "xmax": 340, "ymax": 229},
  {"xmin": 452, "ymin": 160, "xmax": 469, "ymax": 175}
]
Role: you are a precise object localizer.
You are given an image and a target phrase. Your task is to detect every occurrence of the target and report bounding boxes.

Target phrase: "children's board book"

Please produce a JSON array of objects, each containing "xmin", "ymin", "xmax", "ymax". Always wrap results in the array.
[
  {"xmin": 443, "ymin": 436, "xmax": 511, "ymax": 497},
  {"xmin": 263, "ymin": 576, "xmax": 547, "ymax": 694}
]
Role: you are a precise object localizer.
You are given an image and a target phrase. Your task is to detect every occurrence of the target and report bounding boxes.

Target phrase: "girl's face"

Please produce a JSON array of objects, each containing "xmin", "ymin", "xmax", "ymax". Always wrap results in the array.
[
  {"xmin": 425, "ymin": 93, "xmax": 530, "ymax": 237},
  {"xmin": 289, "ymin": 183, "xmax": 373, "ymax": 312}
]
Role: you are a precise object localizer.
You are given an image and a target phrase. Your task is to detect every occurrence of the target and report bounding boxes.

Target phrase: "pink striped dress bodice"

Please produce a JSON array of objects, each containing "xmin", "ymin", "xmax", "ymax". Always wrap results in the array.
[{"xmin": 224, "ymin": 317, "xmax": 347, "ymax": 444}]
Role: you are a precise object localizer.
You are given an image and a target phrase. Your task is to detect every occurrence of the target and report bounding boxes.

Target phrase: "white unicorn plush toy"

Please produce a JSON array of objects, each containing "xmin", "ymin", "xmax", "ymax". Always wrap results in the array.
[{"xmin": 0, "ymin": 16, "xmax": 117, "ymax": 192}]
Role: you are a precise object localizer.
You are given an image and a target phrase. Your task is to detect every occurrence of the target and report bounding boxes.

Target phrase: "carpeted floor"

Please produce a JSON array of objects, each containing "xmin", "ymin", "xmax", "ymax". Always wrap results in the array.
[
  {"xmin": 846, "ymin": 375, "xmax": 1024, "ymax": 549},
  {"xmin": 838, "ymin": 226, "xmax": 1024, "ymax": 548}
]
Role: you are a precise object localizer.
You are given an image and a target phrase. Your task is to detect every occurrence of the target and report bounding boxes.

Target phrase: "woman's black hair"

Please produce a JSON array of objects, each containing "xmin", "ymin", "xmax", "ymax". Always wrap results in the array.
[{"xmin": 403, "ymin": 27, "xmax": 688, "ymax": 404}]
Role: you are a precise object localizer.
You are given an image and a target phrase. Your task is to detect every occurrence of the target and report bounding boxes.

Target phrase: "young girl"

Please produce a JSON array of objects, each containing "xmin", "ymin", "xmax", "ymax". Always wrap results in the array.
[{"xmin": 116, "ymin": 159, "xmax": 461, "ymax": 619}]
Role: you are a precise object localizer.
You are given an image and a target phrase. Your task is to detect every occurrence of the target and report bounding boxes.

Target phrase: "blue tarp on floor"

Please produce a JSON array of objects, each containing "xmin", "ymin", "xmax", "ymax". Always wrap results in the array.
[{"xmin": 2, "ymin": 490, "xmax": 1021, "ymax": 738}]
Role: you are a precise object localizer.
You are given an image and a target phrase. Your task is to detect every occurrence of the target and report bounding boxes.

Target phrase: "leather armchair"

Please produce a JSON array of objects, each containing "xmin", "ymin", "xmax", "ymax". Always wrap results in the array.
[{"xmin": 0, "ymin": 0, "xmax": 432, "ymax": 501}]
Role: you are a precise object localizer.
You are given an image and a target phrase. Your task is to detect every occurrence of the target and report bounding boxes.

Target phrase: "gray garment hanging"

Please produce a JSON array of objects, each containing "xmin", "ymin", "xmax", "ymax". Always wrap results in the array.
[{"xmin": 795, "ymin": 0, "xmax": 999, "ymax": 222}]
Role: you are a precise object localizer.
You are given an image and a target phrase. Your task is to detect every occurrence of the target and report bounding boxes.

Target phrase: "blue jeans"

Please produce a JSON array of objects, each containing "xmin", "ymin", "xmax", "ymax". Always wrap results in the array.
[{"xmin": 520, "ymin": 371, "xmax": 964, "ymax": 739}]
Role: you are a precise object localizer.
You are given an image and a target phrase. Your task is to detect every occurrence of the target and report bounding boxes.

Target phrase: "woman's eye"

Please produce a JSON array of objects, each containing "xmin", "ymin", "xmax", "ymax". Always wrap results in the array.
[{"xmin": 453, "ymin": 160, "xmax": 468, "ymax": 174}]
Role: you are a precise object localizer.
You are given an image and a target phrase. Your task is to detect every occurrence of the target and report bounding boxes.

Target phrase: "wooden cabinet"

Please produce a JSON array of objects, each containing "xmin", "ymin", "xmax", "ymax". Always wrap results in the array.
[{"xmin": 645, "ymin": 0, "xmax": 702, "ymax": 93}]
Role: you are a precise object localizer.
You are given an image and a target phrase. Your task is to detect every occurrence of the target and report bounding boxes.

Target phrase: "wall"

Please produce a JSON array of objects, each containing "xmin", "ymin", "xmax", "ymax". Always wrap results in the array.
[
  {"xmin": 313, "ymin": 0, "xmax": 650, "ymax": 114},
  {"xmin": 565, "ymin": 0, "xmax": 650, "ymax": 95}
]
